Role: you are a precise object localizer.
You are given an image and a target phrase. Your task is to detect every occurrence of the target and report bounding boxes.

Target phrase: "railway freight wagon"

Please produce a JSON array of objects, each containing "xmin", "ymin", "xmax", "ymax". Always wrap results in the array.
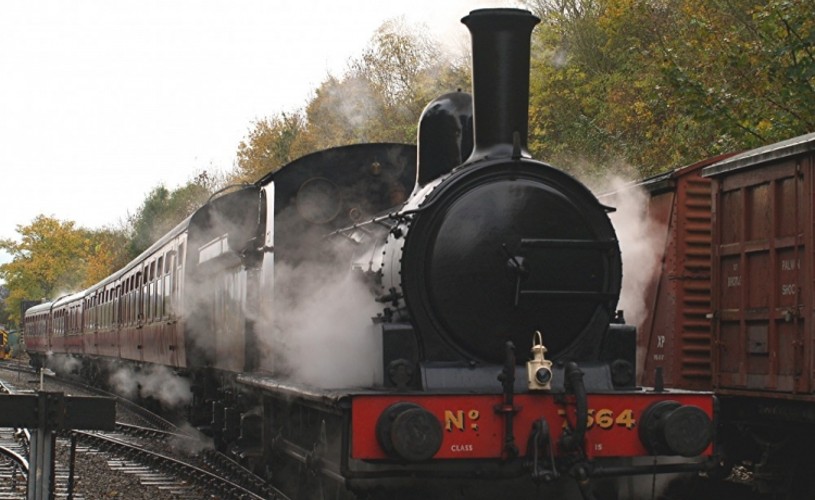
[
  {"xmin": 698, "ymin": 132, "xmax": 815, "ymax": 495},
  {"xmin": 621, "ymin": 155, "xmax": 731, "ymax": 390},
  {"xmin": 613, "ymin": 132, "xmax": 815, "ymax": 495},
  {"xmin": 702, "ymin": 133, "xmax": 815, "ymax": 398}
]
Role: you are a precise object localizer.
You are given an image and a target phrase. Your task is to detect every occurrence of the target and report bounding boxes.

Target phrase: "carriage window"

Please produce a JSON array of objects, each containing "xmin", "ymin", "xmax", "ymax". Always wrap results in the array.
[
  {"xmin": 125, "ymin": 281, "xmax": 131, "ymax": 324},
  {"xmin": 146, "ymin": 281, "xmax": 153, "ymax": 320},
  {"xmin": 128, "ymin": 287, "xmax": 134, "ymax": 324},
  {"xmin": 157, "ymin": 257, "xmax": 163, "ymax": 277},
  {"xmin": 132, "ymin": 280, "xmax": 138, "ymax": 323},
  {"xmin": 156, "ymin": 278, "xmax": 163, "ymax": 318},
  {"xmin": 164, "ymin": 272, "xmax": 172, "ymax": 316},
  {"xmin": 142, "ymin": 271, "xmax": 149, "ymax": 319}
]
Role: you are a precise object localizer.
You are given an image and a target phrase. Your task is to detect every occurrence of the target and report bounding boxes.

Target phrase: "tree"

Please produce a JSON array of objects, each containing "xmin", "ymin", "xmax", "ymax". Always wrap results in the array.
[
  {"xmin": 0, "ymin": 215, "xmax": 128, "ymax": 325},
  {"xmin": 329, "ymin": 16, "xmax": 470, "ymax": 145},
  {"xmin": 658, "ymin": 0, "xmax": 815, "ymax": 153},
  {"xmin": 128, "ymin": 171, "xmax": 221, "ymax": 257},
  {"xmin": 234, "ymin": 113, "xmax": 307, "ymax": 183},
  {"xmin": 230, "ymin": 17, "xmax": 471, "ymax": 182},
  {"xmin": 524, "ymin": 0, "xmax": 815, "ymax": 179},
  {"xmin": 85, "ymin": 226, "xmax": 131, "ymax": 285},
  {"xmin": 526, "ymin": 0, "xmax": 681, "ymax": 177},
  {"xmin": 0, "ymin": 285, "xmax": 10, "ymax": 328}
]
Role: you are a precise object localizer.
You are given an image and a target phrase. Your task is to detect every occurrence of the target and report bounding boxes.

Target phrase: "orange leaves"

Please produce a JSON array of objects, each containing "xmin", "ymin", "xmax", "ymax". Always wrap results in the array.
[{"xmin": 0, "ymin": 215, "xmax": 129, "ymax": 325}]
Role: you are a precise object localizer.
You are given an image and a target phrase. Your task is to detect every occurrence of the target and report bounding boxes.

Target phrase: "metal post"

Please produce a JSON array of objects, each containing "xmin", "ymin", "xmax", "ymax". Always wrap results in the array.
[
  {"xmin": 27, "ymin": 426, "xmax": 55, "ymax": 500},
  {"xmin": 26, "ymin": 429, "xmax": 38, "ymax": 500},
  {"xmin": 67, "ymin": 434, "xmax": 77, "ymax": 499},
  {"xmin": 0, "ymin": 391, "xmax": 114, "ymax": 500}
]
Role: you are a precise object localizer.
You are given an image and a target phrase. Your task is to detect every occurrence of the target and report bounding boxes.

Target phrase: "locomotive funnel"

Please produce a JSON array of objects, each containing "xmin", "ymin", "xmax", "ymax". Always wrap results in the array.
[{"xmin": 461, "ymin": 8, "xmax": 539, "ymax": 162}]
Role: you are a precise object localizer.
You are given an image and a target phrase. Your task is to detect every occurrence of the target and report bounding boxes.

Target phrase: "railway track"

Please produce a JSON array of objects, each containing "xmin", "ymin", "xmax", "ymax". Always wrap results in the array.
[
  {"xmin": 0, "ymin": 426, "xmax": 28, "ymax": 500},
  {"xmin": 71, "ymin": 430, "xmax": 270, "ymax": 499},
  {"xmin": 69, "ymin": 422, "xmax": 281, "ymax": 499},
  {"xmin": 0, "ymin": 379, "xmax": 28, "ymax": 500},
  {"xmin": 0, "ymin": 365, "xmax": 287, "ymax": 499}
]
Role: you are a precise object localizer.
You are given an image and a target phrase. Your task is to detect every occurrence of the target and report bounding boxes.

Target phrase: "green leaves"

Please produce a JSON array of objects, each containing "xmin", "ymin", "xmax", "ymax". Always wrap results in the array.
[
  {"xmin": 127, "ymin": 172, "xmax": 219, "ymax": 257},
  {"xmin": 525, "ymin": 0, "xmax": 815, "ymax": 178}
]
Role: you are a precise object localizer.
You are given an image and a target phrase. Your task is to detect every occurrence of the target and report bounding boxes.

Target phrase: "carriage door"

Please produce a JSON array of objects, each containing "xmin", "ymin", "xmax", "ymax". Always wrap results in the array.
[{"xmin": 711, "ymin": 158, "xmax": 810, "ymax": 394}]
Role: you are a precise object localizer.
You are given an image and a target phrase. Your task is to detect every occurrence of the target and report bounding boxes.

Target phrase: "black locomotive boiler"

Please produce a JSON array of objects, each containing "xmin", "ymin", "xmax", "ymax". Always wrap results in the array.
[{"xmin": 26, "ymin": 9, "xmax": 717, "ymax": 499}]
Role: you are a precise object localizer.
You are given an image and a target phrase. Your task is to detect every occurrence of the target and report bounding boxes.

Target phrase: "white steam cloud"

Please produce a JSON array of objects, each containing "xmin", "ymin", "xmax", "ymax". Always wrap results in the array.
[
  {"xmin": 171, "ymin": 422, "xmax": 214, "ymax": 456},
  {"xmin": 602, "ymin": 177, "xmax": 665, "ymax": 328},
  {"xmin": 45, "ymin": 351, "xmax": 82, "ymax": 375},
  {"xmin": 108, "ymin": 364, "xmax": 192, "ymax": 409},
  {"xmin": 257, "ymin": 258, "xmax": 383, "ymax": 389},
  {"xmin": 595, "ymin": 176, "xmax": 666, "ymax": 378}
]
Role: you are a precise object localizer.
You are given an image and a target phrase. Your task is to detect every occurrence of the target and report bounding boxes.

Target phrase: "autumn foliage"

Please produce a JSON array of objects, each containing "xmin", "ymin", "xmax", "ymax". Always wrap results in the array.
[
  {"xmin": 2, "ymin": 3, "xmax": 814, "ymax": 326},
  {"xmin": 0, "ymin": 216, "xmax": 130, "ymax": 324},
  {"xmin": 526, "ymin": 0, "xmax": 815, "ymax": 176}
]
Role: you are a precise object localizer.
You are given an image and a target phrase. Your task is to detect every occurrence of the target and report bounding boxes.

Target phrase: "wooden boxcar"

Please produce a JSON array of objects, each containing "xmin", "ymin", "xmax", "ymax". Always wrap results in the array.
[
  {"xmin": 703, "ymin": 132, "xmax": 815, "ymax": 399},
  {"xmin": 611, "ymin": 155, "xmax": 730, "ymax": 389}
]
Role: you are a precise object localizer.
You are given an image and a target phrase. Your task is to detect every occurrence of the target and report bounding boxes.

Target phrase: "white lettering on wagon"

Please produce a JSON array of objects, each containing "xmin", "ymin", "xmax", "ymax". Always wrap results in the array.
[
  {"xmin": 450, "ymin": 444, "xmax": 474, "ymax": 453},
  {"xmin": 781, "ymin": 259, "xmax": 800, "ymax": 271}
]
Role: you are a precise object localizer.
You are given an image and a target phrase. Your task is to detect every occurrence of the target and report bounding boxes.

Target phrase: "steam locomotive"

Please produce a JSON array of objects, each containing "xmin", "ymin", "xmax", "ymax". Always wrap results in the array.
[{"xmin": 24, "ymin": 9, "xmax": 716, "ymax": 499}]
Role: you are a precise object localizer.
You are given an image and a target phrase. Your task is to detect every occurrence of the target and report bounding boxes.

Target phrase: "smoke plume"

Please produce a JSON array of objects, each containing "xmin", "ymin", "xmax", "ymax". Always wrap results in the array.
[
  {"xmin": 108, "ymin": 364, "xmax": 192, "ymax": 408},
  {"xmin": 46, "ymin": 351, "xmax": 81, "ymax": 375},
  {"xmin": 589, "ymin": 171, "xmax": 665, "ymax": 330},
  {"xmin": 256, "ymin": 256, "xmax": 383, "ymax": 389}
]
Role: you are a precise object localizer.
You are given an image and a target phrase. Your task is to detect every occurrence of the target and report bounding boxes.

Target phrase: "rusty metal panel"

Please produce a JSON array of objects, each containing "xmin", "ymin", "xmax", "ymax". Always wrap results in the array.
[
  {"xmin": 676, "ymin": 177, "xmax": 714, "ymax": 384},
  {"xmin": 638, "ymin": 191, "xmax": 675, "ymax": 385},
  {"xmin": 705, "ymin": 150, "xmax": 814, "ymax": 396},
  {"xmin": 632, "ymin": 156, "xmax": 728, "ymax": 390}
]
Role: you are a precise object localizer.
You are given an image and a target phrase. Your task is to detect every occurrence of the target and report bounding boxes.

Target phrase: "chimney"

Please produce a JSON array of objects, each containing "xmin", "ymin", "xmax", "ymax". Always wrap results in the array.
[{"xmin": 461, "ymin": 9, "xmax": 540, "ymax": 163}]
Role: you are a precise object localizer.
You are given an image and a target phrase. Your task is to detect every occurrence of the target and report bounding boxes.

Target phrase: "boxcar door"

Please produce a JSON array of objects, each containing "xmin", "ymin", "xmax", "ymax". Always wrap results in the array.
[{"xmin": 711, "ymin": 158, "xmax": 810, "ymax": 395}]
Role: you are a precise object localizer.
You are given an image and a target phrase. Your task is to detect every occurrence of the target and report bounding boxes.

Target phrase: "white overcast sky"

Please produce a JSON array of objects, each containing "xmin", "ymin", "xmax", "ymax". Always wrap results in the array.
[{"xmin": 0, "ymin": 0, "xmax": 519, "ymax": 267}]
